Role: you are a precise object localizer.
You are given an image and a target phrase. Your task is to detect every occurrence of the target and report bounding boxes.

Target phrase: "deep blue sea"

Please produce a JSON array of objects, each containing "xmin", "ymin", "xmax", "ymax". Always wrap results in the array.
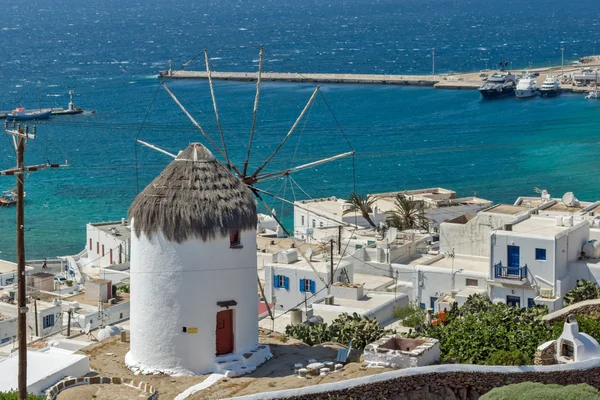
[{"xmin": 0, "ymin": 0, "xmax": 599, "ymax": 261}]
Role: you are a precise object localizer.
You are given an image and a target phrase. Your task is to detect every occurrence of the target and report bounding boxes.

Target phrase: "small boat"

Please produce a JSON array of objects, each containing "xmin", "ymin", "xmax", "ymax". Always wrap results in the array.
[
  {"xmin": 6, "ymin": 107, "xmax": 52, "ymax": 121},
  {"xmin": 515, "ymin": 76, "xmax": 539, "ymax": 98},
  {"xmin": 0, "ymin": 190, "xmax": 25, "ymax": 206},
  {"xmin": 540, "ymin": 75, "xmax": 561, "ymax": 97},
  {"xmin": 478, "ymin": 73, "xmax": 517, "ymax": 99},
  {"xmin": 586, "ymin": 89, "xmax": 600, "ymax": 99}
]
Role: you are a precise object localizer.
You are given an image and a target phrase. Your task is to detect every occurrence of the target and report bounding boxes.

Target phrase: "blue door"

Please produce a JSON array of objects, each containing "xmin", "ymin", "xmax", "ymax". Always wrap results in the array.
[
  {"xmin": 507, "ymin": 245, "xmax": 520, "ymax": 276},
  {"xmin": 430, "ymin": 296, "xmax": 438, "ymax": 310},
  {"xmin": 507, "ymin": 295, "xmax": 520, "ymax": 308}
]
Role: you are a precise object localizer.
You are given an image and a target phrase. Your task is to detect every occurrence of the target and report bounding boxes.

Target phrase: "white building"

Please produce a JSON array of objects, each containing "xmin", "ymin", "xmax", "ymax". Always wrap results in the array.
[
  {"xmin": 0, "ymin": 301, "xmax": 62, "ymax": 339},
  {"xmin": 0, "ymin": 348, "xmax": 89, "ymax": 395},
  {"xmin": 126, "ymin": 143, "xmax": 270, "ymax": 376},
  {"xmin": 294, "ymin": 188, "xmax": 491, "ymax": 241},
  {"xmin": 489, "ymin": 216, "xmax": 589, "ymax": 310},
  {"xmin": 0, "ymin": 259, "xmax": 33, "ymax": 286},
  {"xmin": 85, "ymin": 219, "xmax": 131, "ymax": 268},
  {"xmin": 264, "ymin": 249, "xmax": 353, "ymax": 311}
]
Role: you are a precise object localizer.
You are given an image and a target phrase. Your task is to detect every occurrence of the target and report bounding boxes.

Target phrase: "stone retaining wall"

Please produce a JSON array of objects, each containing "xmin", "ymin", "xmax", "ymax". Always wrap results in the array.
[
  {"xmin": 45, "ymin": 376, "xmax": 158, "ymax": 400},
  {"xmin": 543, "ymin": 299, "xmax": 600, "ymax": 323},
  {"xmin": 227, "ymin": 359, "xmax": 600, "ymax": 400}
]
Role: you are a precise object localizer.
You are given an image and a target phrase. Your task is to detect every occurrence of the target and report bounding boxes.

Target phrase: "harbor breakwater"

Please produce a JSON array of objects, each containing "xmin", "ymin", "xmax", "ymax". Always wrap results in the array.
[{"xmin": 159, "ymin": 55, "xmax": 600, "ymax": 92}]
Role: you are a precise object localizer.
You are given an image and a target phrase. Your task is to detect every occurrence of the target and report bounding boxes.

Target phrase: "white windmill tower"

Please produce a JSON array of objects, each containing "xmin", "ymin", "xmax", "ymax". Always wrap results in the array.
[{"xmin": 127, "ymin": 47, "xmax": 356, "ymax": 376}]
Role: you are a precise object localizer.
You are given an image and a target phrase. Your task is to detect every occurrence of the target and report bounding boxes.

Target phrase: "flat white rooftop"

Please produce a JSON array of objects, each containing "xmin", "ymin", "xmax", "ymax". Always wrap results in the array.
[
  {"xmin": 0, "ymin": 347, "xmax": 89, "ymax": 395},
  {"xmin": 0, "ymin": 260, "xmax": 18, "ymax": 275},
  {"xmin": 424, "ymin": 255, "xmax": 490, "ymax": 273},
  {"xmin": 511, "ymin": 216, "xmax": 574, "ymax": 237}
]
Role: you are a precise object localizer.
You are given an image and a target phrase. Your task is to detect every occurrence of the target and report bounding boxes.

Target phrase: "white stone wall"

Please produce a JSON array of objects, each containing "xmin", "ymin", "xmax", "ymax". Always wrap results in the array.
[
  {"xmin": 127, "ymin": 222, "xmax": 258, "ymax": 375},
  {"xmin": 363, "ymin": 336, "xmax": 440, "ymax": 369},
  {"xmin": 0, "ymin": 318, "xmax": 16, "ymax": 345}
]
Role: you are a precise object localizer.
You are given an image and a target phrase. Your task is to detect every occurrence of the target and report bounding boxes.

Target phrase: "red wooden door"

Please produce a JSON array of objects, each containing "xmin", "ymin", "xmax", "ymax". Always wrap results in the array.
[{"xmin": 216, "ymin": 309, "xmax": 234, "ymax": 355}]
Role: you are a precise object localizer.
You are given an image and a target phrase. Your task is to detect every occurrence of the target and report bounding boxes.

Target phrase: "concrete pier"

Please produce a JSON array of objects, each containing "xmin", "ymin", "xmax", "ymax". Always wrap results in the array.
[{"xmin": 158, "ymin": 55, "xmax": 600, "ymax": 92}]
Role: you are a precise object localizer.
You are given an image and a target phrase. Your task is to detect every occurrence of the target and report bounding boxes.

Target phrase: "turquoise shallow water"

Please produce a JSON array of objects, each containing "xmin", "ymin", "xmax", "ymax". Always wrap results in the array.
[{"xmin": 0, "ymin": 0, "xmax": 599, "ymax": 260}]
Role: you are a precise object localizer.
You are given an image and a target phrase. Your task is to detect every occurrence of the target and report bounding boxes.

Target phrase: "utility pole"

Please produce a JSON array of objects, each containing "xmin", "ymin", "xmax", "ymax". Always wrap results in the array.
[
  {"xmin": 561, "ymin": 47, "xmax": 565, "ymax": 74},
  {"xmin": 3, "ymin": 121, "xmax": 66, "ymax": 400},
  {"xmin": 337, "ymin": 226, "xmax": 342, "ymax": 255},
  {"xmin": 330, "ymin": 239, "xmax": 334, "ymax": 286},
  {"xmin": 432, "ymin": 48, "xmax": 435, "ymax": 77}
]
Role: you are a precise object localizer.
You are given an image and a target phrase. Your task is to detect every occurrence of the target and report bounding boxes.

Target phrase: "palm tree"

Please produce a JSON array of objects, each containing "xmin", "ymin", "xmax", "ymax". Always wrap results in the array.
[
  {"xmin": 386, "ymin": 194, "xmax": 429, "ymax": 231},
  {"xmin": 343, "ymin": 193, "xmax": 378, "ymax": 229}
]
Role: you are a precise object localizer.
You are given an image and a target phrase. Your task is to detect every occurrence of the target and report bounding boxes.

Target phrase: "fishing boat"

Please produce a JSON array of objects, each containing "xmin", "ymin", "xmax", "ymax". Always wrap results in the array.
[
  {"xmin": 6, "ymin": 107, "xmax": 52, "ymax": 121},
  {"xmin": 0, "ymin": 190, "xmax": 25, "ymax": 206},
  {"xmin": 478, "ymin": 73, "xmax": 517, "ymax": 99},
  {"xmin": 540, "ymin": 75, "xmax": 561, "ymax": 97}
]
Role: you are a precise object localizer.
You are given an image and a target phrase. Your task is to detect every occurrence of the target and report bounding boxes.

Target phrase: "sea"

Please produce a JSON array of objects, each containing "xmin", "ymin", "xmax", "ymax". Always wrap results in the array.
[{"xmin": 0, "ymin": 0, "xmax": 599, "ymax": 261}]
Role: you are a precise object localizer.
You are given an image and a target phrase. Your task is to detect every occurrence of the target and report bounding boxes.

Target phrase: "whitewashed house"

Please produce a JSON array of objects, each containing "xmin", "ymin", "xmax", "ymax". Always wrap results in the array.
[
  {"xmin": 489, "ymin": 216, "xmax": 589, "ymax": 311},
  {"xmin": 85, "ymin": 219, "xmax": 131, "ymax": 267},
  {"xmin": 264, "ymin": 249, "xmax": 353, "ymax": 311},
  {"xmin": 126, "ymin": 143, "xmax": 269, "ymax": 376}
]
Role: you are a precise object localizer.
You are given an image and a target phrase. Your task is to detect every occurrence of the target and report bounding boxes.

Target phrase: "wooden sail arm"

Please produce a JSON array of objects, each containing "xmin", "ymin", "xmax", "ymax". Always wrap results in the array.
[
  {"xmin": 204, "ymin": 49, "xmax": 231, "ymax": 169},
  {"xmin": 253, "ymin": 190, "xmax": 330, "ymax": 288},
  {"xmin": 136, "ymin": 139, "xmax": 177, "ymax": 158},
  {"xmin": 242, "ymin": 46, "xmax": 264, "ymax": 177},
  {"xmin": 161, "ymin": 83, "xmax": 243, "ymax": 176},
  {"xmin": 254, "ymin": 150, "xmax": 355, "ymax": 183},
  {"xmin": 249, "ymin": 86, "xmax": 320, "ymax": 180},
  {"xmin": 251, "ymin": 186, "xmax": 358, "ymax": 229}
]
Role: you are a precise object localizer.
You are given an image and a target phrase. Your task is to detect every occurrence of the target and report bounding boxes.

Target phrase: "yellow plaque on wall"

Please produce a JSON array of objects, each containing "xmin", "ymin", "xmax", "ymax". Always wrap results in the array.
[{"xmin": 188, "ymin": 327, "xmax": 198, "ymax": 334}]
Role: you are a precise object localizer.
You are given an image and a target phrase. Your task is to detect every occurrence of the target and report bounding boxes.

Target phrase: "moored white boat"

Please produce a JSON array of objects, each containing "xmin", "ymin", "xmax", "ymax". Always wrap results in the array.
[
  {"xmin": 540, "ymin": 75, "xmax": 561, "ymax": 97},
  {"xmin": 515, "ymin": 76, "xmax": 539, "ymax": 98}
]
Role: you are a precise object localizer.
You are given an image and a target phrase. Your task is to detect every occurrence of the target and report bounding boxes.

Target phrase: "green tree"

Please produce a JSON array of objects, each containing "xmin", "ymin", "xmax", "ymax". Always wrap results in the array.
[
  {"xmin": 563, "ymin": 280, "xmax": 600, "ymax": 306},
  {"xmin": 385, "ymin": 194, "xmax": 428, "ymax": 231},
  {"xmin": 343, "ymin": 193, "xmax": 378, "ymax": 229}
]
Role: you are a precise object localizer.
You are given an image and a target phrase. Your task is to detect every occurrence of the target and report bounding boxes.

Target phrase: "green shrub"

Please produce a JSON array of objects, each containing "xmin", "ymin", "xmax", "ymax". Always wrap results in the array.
[
  {"xmin": 65, "ymin": 280, "xmax": 73, "ymax": 287},
  {"xmin": 393, "ymin": 301, "xmax": 427, "ymax": 328},
  {"xmin": 0, "ymin": 391, "xmax": 45, "ymax": 400},
  {"xmin": 563, "ymin": 280, "xmax": 600, "ymax": 306},
  {"xmin": 285, "ymin": 312, "xmax": 394, "ymax": 350},
  {"xmin": 118, "ymin": 285, "xmax": 130, "ymax": 294},
  {"xmin": 421, "ymin": 294, "xmax": 551, "ymax": 365},
  {"xmin": 485, "ymin": 349, "xmax": 531, "ymax": 366},
  {"xmin": 481, "ymin": 382, "xmax": 600, "ymax": 400}
]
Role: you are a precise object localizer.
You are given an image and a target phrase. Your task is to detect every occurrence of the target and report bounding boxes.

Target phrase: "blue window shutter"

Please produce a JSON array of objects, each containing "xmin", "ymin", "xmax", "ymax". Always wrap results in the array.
[
  {"xmin": 284, "ymin": 276, "xmax": 290, "ymax": 290},
  {"xmin": 299, "ymin": 279, "xmax": 305, "ymax": 293},
  {"xmin": 49, "ymin": 314, "xmax": 54, "ymax": 327},
  {"xmin": 310, "ymin": 280, "xmax": 316, "ymax": 294},
  {"xmin": 274, "ymin": 275, "xmax": 280, "ymax": 288},
  {"xmin": 42, "ymin": 317, "xmax": 46, "ymax": 329}
]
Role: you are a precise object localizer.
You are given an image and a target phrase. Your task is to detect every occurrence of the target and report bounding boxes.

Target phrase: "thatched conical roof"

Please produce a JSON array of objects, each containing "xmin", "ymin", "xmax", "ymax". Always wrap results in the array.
[{"xmin": 129, "ymin": 143, "xmax": 257, "ymax": 243}]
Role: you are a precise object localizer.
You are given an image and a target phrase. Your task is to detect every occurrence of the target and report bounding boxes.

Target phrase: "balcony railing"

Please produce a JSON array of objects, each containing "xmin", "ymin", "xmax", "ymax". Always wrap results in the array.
[{"xmin": 494, "ymin": 262, "xmax": 528, "ymax": 281}]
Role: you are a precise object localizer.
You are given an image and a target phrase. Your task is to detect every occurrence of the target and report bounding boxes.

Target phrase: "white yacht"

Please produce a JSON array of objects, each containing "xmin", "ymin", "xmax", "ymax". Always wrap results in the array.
[
  {"xmin": 540, "ymin": 75, "xmax": 561, "ymax": 97},
  {"xmin": 515, "ymin": 76, "xmax": 539, "ymax": 98}
]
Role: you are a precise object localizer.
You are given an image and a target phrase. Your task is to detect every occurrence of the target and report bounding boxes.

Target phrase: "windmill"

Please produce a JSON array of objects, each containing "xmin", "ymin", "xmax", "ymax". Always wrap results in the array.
[{"xmin": 137, "ymin": 47, "xmax": 357, "ymax": 290}]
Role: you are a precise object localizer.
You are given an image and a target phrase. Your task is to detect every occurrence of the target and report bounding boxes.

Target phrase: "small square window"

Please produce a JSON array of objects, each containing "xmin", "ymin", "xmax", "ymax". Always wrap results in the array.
[
  {"xmin": 319, "ymin": 221, "xmax": 323, "ymax": 228},
  {"xmin": 230, "ymin": 230, "xmax": 242, "ymax": 249},
  {"xmin": 466, "ymin": 278, "xmax": 478, "ymax": 287},
  {"xmin": 301, "ymin": 216, "xmax": 305, "ymax": 225},
  {"xmin": 535, "ymin": 248, "xmax": 546, "ymax": 260},
  {"xmin": 312, "ymin": 219, "xmax": 316, "ymax": 228},
  {"xmin": 276, "ymin": 275, "xmax": 285, "ymax": 288},
  {"xmin": 302, "ymin": 279, "xmax": 311, "ymax": 292}
]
